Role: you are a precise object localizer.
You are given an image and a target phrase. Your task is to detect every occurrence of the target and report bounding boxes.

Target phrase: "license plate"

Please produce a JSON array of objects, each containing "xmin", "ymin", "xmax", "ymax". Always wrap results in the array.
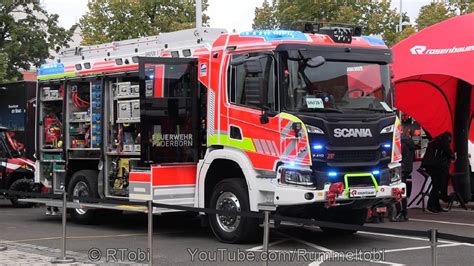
[{"xmin": 349, "ymin": 187, "xmax": 376, "ymax": 198}]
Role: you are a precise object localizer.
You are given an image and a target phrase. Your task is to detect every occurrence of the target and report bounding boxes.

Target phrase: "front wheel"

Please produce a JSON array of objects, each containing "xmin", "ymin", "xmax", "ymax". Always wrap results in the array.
[
  {"xmin": 9, "ymin": 178, "xmax": 34, "ymax": 208},
  {"xmin": 209, "ymin": 178, "xmax": 260, "ymax": 243}
]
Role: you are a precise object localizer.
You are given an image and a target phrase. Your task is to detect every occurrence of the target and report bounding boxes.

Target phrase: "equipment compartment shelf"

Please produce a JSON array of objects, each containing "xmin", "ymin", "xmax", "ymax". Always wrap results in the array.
[
  {"xmin": 68, "ymin": 148, "xmax": 101, "ymax": 151},
  {"xmin": 70, "ymin": 120, "xmax": 91, "ymax": 123},
  {"xmin": 41, "ymin": 98, "xmax": 63, "ymax": 102},
  {"xmin": 116, "ymin": 119, "xmax": 140, "ymax": 124},
  {"xmin": 114, "ymin": 95, "xmax": 139, "ymax": 100},
  {"xmin": 106, "ymin": 152, "xmax": 140, "ymax": 156},
  {"xmin": 41, "ymin": 149, "xmax": 63, "ymax": 152},
  {"xmin": 41, "ymin": 159, "xmax": 66, "ymax": 163}
]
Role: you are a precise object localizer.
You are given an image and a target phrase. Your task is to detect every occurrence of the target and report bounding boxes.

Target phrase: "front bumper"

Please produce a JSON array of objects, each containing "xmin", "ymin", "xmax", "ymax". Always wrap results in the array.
[{"xmin": 271, "ymin": 181, "xmax": 406, "ymax": 206}]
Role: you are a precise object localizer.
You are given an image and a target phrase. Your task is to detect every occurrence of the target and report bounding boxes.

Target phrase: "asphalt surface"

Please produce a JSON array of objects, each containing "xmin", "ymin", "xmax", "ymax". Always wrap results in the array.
[{"xmin": 1, "ymin": 199, "xmax": 474, "ymax": 265}]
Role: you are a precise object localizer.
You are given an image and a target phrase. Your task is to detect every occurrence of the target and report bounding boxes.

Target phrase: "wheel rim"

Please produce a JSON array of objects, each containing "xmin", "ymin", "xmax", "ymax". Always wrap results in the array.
[
  {"xmin": 73, "ymin": 181, "xmax": 89, "ymax": 215},
  {"xmin": 215, "ymin": 192, "xmax": 241, "ymax": 233}
]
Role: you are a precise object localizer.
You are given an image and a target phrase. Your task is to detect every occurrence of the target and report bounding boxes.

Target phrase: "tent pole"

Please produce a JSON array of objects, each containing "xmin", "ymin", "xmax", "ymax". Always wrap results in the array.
[{"xmin": 453, "ymin": 79, "xmax": 472, "ymax": 203}]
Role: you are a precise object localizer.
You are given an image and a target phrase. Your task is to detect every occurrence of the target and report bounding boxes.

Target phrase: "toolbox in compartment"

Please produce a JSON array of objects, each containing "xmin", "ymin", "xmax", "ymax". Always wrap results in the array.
[
  {"xmin": 117, "ymin": 100, "xmax": 132, "ymax": 121},
  {"xmin": 131, "ymin": 100, "xmax": 140, "ymax": 120},
  {"xmin": 115, "ymin": 82, "xmax": 139, "ymax": 98}
]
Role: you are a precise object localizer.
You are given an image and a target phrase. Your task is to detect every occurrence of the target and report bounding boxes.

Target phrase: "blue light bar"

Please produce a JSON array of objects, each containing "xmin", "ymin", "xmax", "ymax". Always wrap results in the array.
[
  {"xmin": 328, "ymin": 172, "xmax": 337, "ymax": 177},
  {"xmin": 38, "ymin": 63, "xmax": 65, "ymax": 76},
  {"xmin": 372, "ymin": 170, "xmax": 380, "ymax": 175},
  {"xmin": 289, "ymin": 162, "xmax": 295, "ymax": 167},
  {"xmin": 383, "ymin": 143, "xmax": 391, "ymax": 148},
  {"xmin": 240, "ymin": 30, "xmax": 308, "ymax": 42},
  {"xmin": 313, "ymin": 144, "xmax": 323, "ymax": 150},
  {"xmin": 148, "ymin": 75, "xmax": 154, "ymax": 79},
  {"xmin": 361, "ymin": 36, "xmax": 387, "ymax": 47}
]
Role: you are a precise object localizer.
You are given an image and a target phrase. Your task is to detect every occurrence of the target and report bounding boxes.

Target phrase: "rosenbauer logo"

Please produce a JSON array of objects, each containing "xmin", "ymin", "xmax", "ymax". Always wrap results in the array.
[{"xmin": 410, "ymin": 45, "xmax": 474, "ymax": 55}]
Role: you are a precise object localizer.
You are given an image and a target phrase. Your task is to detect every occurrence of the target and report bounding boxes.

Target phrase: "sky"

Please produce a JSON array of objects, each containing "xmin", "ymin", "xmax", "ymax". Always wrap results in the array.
[{"xmin": 41, "ymin": 0, "xmax": 433, "ymax": 32}]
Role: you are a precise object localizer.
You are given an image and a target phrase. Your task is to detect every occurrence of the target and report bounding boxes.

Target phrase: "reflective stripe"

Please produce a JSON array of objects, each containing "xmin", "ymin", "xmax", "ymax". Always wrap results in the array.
[
  {"xmin": 260, "ymin": 139, "xmax": 270, "ymax": 154},
  {"xmin": 266, "ymin": 140, "xmax": 277, "ymax": 156},
  {"xmin": 280, "ymin": 122, "xmax": 293, "ymax": 139},
  {"xmin": 253, "ymin": 139, "xmax": 263, "ymax": 153},
  {"xmin": 283, "ymin": 140, "xmax": 296, "ymax": 156},
  {"xmin": 272, "ymin": 141, "xmax": 279, "ymax": 156}
]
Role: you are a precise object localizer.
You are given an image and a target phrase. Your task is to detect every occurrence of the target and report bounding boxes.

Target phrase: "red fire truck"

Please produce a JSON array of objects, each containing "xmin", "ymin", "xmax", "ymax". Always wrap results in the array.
[{"xmin": 36, "ymin": 25, "xmax": 405, "ymax": 243}]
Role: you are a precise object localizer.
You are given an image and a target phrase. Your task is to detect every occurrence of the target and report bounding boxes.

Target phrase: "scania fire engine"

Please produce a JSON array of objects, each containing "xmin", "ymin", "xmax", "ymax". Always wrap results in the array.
[{"xmin": 35, "ymin": 25, "xmax": 405, "ymax": 243}]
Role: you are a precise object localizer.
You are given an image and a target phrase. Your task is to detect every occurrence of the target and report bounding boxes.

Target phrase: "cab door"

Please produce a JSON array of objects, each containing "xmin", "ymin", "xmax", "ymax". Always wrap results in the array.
[
  {"xmin": 226, "ymin": 53, "xmax": 281, "ymax": 171},
  {"xmin": 138, "ymin": 57, "xmax": 199, "ymax": 165}
]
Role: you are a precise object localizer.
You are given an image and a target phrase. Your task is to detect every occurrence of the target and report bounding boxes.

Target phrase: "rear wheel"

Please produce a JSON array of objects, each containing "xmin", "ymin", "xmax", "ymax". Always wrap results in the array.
[
  {"xmin": 317, "ymin": 208, "xmax": 367, "ymax": 235},
  {"xmin": 9, "ymin": 178, "xmax": 34, "ymax": 208},
  {"xmin": 209, "ymin": 178, "xmax": 260, "ymax": 243},
  {"xmin": 67, "ymin": 170, "xmax": 99, "ymax": 224}
]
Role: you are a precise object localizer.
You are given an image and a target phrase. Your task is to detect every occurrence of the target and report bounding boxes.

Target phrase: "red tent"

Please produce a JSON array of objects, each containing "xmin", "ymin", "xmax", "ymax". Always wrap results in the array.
[{"xmin": 392, "ymin": 13, "xmax": 474, "ymax": 202}]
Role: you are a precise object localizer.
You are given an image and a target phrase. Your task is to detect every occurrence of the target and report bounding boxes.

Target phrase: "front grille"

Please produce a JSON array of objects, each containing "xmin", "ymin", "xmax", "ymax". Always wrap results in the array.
[
  {"xmin": 332, "ymin": 150, "xmax": 379, "ymax": 162},
  {"xmin": 347, "ymin": 175, "xmax": 375, "ymax": 187}
]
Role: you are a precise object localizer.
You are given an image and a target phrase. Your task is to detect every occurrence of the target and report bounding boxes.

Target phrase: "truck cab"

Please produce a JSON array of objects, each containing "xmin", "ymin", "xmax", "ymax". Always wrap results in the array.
[{"xmin": 186, "ymin": 27, "xmax": 405, "ymax": 241}]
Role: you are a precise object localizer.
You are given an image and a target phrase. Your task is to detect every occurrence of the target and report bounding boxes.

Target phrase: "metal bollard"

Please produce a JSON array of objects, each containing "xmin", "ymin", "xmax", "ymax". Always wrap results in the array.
[
  {"xmin": 51, "ymin": 190, "xmax": 75, "ymax": 264},
  {"xmin": 258, "ymin": 203, "xmax": 276, "ymax": 266},
  {"xmin": 430, "ymin": 229, "xmax": 437, "ymax": 266},
  {"xmin": 262, "ymin": 210, "xmax": 270, "ymax": 266},
  {"xmin": 148, "ymin": 200, "xmax": 153, "ymax": 266}
]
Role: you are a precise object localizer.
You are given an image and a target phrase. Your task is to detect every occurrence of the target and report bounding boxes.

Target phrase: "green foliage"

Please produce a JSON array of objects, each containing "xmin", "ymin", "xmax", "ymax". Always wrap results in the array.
[
  {"xmin": 252, "ymin": 0, "xmax": 407, "ymax": 47},
  {"xmin": 0, "ymin": 1, "xmax": 72, "ymax": 80},
  {"xmin": 0, "ymin": 52, "xmax": 9, "ymax": 83},
  {"xmin": 448, "ymin": 0, "xmax": 474, "ymax": 15},
  {"xmin": 80, "ymin": 0, "xmax": 210, "ymax": 45},
  {"xmin": 394, "ymin": 26, "xmax": 416, "ymax": 44},
  {"xmin": 253, "ymin": 0, "xmax": 278, "ymax": 30},
  {"xmin": 416, "ymin": 2, "xmax": 455, "ymax": 30}
]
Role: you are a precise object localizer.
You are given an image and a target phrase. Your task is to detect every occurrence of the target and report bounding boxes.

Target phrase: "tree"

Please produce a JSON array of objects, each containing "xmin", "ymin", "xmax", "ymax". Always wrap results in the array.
[
  {"xmin": 252, "ymin": 0, "xmax": 278, "ymax": 30},
  {"xmin": 449, "ymin": 1, "xmax": 474, "ymax": 15},
  {"xmin": 0, "ymin": 1, "xmax": 73, "ymax": 80},
  {"xmin": 0, "ymin": 52, "xmax": 9, "ymax": 82},
  {"xmin": 80, "ymin": 0, "xmax": 210, "ymax": 45},
  {"xmin": 252, "ymin": 0, "xmax": 406, "ymax": 47},
  {"xmin": 394, "ymin": 25, "xmax": 416, "ymax": 44},
  {"xmin": 416, "ymin": 2, "xmax": 455, "ymax": 30}
]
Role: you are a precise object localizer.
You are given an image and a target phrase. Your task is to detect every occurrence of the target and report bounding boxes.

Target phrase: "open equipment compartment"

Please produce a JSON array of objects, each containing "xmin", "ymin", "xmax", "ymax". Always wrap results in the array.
[
  {"xmin": 37, "ymin": 80, "xmax": 65, "ymax": 192},
  {"xmin": 103, "ymin": 73, "xmax": 141, "ymax": 197}
]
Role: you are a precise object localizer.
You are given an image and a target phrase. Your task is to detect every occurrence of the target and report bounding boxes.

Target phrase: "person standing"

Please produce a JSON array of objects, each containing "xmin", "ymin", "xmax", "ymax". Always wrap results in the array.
[
  {"xmin": 394, "ymin": 127, "xmax": 417, "ymax": 221},
  {"xmin": 422, "ymin": 132, "xmax": 453, "ymax": 213}
]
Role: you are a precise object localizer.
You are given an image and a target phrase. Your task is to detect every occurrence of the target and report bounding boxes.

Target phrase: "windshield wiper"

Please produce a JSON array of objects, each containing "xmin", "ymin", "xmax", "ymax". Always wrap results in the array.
[
  {"xmin": 346, "ymin": 107, "xmax": 390, "ymax": 113},
  {"xmin": 298, "ymin": 108, "xmax": 343, "ymax": 113}
]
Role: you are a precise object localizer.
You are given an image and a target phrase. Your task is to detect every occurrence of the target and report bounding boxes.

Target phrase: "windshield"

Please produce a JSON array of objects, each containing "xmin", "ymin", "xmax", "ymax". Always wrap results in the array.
[{"xmin": 281, "ymin": 50, "xmax": 392, "ymax": 113}]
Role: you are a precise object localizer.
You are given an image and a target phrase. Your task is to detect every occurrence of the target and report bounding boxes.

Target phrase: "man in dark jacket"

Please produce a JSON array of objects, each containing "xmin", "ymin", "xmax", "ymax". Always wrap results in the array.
[
  {"xmin": 422, "ymin": 131, "xmax": 453, "ymax": 213},
  {"xmin": 394, "ymin": 127, "xmax": 417, "ymax": 221}
]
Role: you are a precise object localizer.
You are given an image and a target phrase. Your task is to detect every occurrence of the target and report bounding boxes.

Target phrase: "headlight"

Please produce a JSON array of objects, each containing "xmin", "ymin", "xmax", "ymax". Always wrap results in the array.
[
  {"xmin": 307, "ymin": 125, "xmax": 324, "ymax": 134},
  {"xmin": 380, "ymin": 124, "xmax": 394, "ymax": 134},
  {"xmin": 280, "ymin": 168, "xmax": 314, "ymax": 186}
]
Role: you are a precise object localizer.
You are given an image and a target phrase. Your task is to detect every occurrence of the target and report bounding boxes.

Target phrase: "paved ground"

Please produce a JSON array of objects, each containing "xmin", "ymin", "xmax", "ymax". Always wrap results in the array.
[{"xmin": 0, "ymin": 199, "xmax": 473, "ymax": 265}]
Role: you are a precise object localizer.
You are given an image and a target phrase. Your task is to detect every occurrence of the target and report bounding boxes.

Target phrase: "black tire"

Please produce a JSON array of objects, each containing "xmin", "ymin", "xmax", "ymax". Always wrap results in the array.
[
  {"xmin": 318, "ymin": 208, "xmax": 367, "ymax": 235},
  {"xmin": 9, "ymin": 178, "xmax": 34, "ymax": 208},
  {"xmin": 67, "ymin": 170, "xmax": 99, "ymax": 224},
  {"xmin": 209, "ymin": 178, "xmax": 260, "ymax": 243}
]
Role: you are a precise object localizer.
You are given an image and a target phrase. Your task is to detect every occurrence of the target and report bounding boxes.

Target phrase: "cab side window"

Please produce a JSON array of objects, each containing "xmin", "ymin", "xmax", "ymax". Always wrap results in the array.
[
  {"xmin": 0, "ymin": 139, "xmax": 8, "ymax": 158},
  {"xmin": 227, "ymin": 53, "xmax": 276, "ymax": 110}
]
